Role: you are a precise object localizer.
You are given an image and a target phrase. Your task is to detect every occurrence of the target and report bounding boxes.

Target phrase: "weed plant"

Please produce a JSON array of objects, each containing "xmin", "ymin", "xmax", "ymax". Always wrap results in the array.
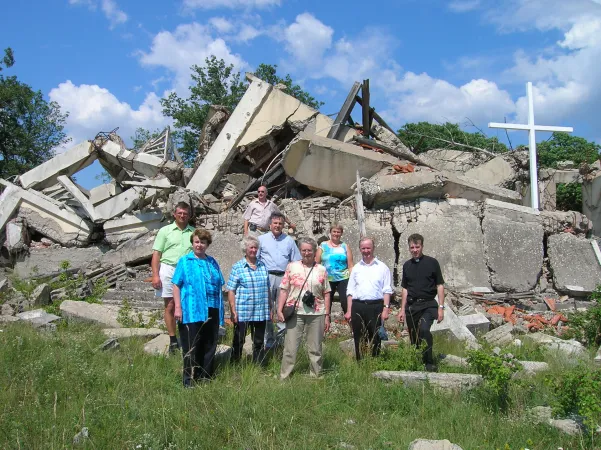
[{"xmin": 0, "ymin": 322, "xmax": 593, "ymax": 449}]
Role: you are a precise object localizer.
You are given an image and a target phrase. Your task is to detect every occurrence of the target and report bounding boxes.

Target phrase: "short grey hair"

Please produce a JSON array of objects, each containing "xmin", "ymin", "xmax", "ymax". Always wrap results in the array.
[
  {"xmin": 298, "ymin": 236, "xmax": 317, "ymax": 252},
  {"xmin": 240, "ymin": 235, "xmax": 260, "ymax": 254},
  {"xmin": 359, "ymin": 236, "xmax": 375, "ymax": 247}
]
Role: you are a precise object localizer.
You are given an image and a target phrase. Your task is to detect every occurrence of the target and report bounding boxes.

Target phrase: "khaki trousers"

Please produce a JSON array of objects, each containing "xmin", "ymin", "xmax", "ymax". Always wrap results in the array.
[{"xmin": 280, "ymin": 313, "xmax": 325, "ymax": 379}]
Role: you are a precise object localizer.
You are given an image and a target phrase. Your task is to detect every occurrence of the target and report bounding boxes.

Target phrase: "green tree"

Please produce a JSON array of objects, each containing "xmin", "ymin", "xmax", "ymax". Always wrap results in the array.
[
  {"xmin": 536, "ymin": 132, "xmax": 600, "ymax": 169},
  {"xmin": 0, "ymin": 47, "xmax": 70, "ymax": 179},
  {"xmin": 160, "ymin": 56, "xmax": 322, "ymax": 166},
  {"xmin": 397, "ymin": 121, "xmax": 508, "ymax": 154},
  {"xmin": 130, "ymin": 127, "xmax": 163, "ymax": 151}
]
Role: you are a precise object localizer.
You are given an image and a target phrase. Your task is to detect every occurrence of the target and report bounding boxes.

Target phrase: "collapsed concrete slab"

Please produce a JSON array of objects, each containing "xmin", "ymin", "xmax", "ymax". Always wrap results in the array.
[
  {"xmin": 282, "ymin": 133, "xmax": 399, "ymax": 197},
  {"xmin": 98, "ymin": 140, "xmax": 182, "ymax": 184},
  {"xmin": 419, "ymin": 149, "xmax": 487, "ymax": 173},
  {"xmin": 100, "ymin": 231, "xmax": 157, "ymax": 267},
  {"xmin": 583, "ymin": 174, "xmax": 601, "ymax": 237},
  {"xmin": 524, "ymin": 333, "xmax": 585, "ymax": 356},
  {"xmin": 103, "ymin": 210, "xmax": 164, "ymax": 247},
  {"xmin": 464, "ymin": 155, "xmax": 516, "ymax": 187},
  {"xmin": 59, "ymin": 300, "xmax": 120, "ymax": 328},
  {"xmin": 0, "ymin": 180, "xmax": 94, "ymax": 247},
  {"xmin": 368, "ymin": 170, "xmax": 521, "ymax": 209},
  {"xmin": 373, "ymin": 370, "xmax": 483, "ymax": 391},
  {"xmin": 548, "ymin": 233, "xmax": 601, "ymax": 296},
  {"xmin": 187, "ymin": 76, "xmax": 273, "ymax": 195},
  {"xmin": 394, "ymin": 199, "xmax": 491, "ymax": 292},
  {"xmin": 18, "ymin": 141, "xmax": 97, "ymax": 190},
  {"xmin": 89, "ymin": 183, "xmax": 122, "ymax": 206},
  {"xmin": 94, "ymin": 187, "xmax": 157, "ymax": 222},
  {"xmin": 14, "ymin": 246, "xmax": 104, "ymax": 278},
  {"xmin": 482, "ymin": 200, "xmax": 543, "ymax": 292}
]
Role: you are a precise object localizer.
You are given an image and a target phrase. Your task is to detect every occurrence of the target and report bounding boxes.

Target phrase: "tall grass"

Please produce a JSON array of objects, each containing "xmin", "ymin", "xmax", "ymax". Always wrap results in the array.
[{"xmin": 0, "ymin": 322, "xmax": 593, "ymax": 449}]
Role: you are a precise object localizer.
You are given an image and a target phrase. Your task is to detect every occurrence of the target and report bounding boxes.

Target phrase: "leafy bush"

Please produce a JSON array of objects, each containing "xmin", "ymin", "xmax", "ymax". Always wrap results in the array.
[
  {"xmin": 375, "ymin": 342, "xmax": 424, "ymax": 372},
  {"xmin": 556, "ymin": 182, "xmax": 582, "ymax": 212},
  {"xmin": 562, "ymin": 284, "xmax": 601, "ymax": 346},
  {"xmin": 548, "ymin": 364, "xmax": 601, "ymax": 433},
  {"xmin": 467, "ymin": 348, "xmax": 522, "ymax": 409}
]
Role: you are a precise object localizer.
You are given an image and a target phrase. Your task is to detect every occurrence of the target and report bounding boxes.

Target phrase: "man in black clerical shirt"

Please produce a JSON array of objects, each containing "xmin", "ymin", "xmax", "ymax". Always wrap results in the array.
[{"xmin": 397, "ymin": 233, "xmax": 445, "ymax": 371}]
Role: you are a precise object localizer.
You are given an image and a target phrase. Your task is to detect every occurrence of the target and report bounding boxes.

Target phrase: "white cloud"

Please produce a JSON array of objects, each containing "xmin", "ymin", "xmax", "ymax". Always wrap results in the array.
[
  {"xmin": 558, "ymin": 17, "xmax": 601, "ymax": 50},
  {"xmin": 383, "ymin": 74, "xmax": 515, "ymax": 125},
  {"xmin": 182, "ymin": 0, "xmax": 280, "ymax": 10},
  {"xmin": 448, "ymin": 0, "xmax": 481, "ymax": 13},
  {"xmin": 68, "ymin": 0, "xmax": 127, "ymax": 28},
  {"xmin": 101, "ymin": 0, "xmax": 128, "ymax": 28},
  {"xmin": 138, "ymin": 22, "xmax": 247, "ymax": 95},
  {"xmin": 209, "ymin": 17, "xmax": 234, "ymax": 33},
  {"xmin": 283, "ymin": 13, "xmax": 333, "ymax": 68},
  {"xmin": 49, "ymin": 80, "xmax": 171, "ymax": 147}
]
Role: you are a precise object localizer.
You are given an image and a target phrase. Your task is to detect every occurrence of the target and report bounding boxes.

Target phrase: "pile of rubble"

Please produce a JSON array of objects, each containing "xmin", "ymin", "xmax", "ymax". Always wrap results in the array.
[{"xmin": 1, "ymin": 73, "xmax": 601, "ymax": 326}]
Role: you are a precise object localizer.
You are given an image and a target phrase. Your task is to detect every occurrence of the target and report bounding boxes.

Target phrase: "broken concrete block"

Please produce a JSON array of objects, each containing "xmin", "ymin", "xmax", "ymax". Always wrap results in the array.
[
  {"xmin": 60, "ymin": 300, "xmax": 120, "ymax": 328},
  {"xmin": 238, "ymin": 86, "xmax": 318, "ymax": 148},
  {"xmin": 16, "ymin": 309, "xmax": 61, "ymax": 328},
  {"xmin": 464, "ymin": 155, "xmax": 516, "ymax": 187},
  {"xmin": 18, "ymin": 141, "xmax": 97, "ymax": 190},
  {"xmin": 283, "ymin": 133, "xmax": 399, "ymax": 197},
  {"xmin": 94, "ymin": 187, "xmax": 157, "ymax": 222},
  {"xmin": 89, "ymin": 182, "xmax": 122, "ymax": 207},
  {"xmin": 98, "ymin": 140, "xmax": 183, "ymax": 184},
  {"xmin": 482, "ymin": 323, "xmax": 515, "ymax": 346},
  {"xmin": 14, "ymin": 246, "xmax": 104, "ymax": 278},
  {"xmin": 98, "ymin": 338, "xmax": 120, "ymax": 351},
  {"xmin": 419, "ymin": 149, "xmax": 486, "ymax": 173},
  {"xmin": 525, "ymin": 333, "xmax": 585, "ymax": 356},
  {"xmin": 31, "ymin": 283, "xmax": 51, "ymax": 306},
  {"xmin": 517, "ymin": 361, "xmax": 549, "ymax": 376},
  {"xmin": 443, "ymin": 173, "xmax": 521, "ymax": 203},
  {"xmin": 408, "ymin": 439, "xmax": 464, "ymax": 450},
  {"xmin": 102, "ymin": 328, "xmax": 164, "ymax": 340},
  {"xmin": 583, "ymin": 175, "xmax": 601, "ymax": 237},
  {"xmin": 4, "ymin": 219, "xmax": 29, "ymax": 254},
  {"xmin": 373, "ymin": 370, "xmax": 483, "ymax": 391},
  {"xmin": 0, "ymin": 315, "xmax": 19, "ymax": 323},
  {"xmin": 56, "ymin": 175, "xmax": 101, "ymax": 222},
  {"xmin": 100, "ymin": 231, "xmax": 157, "ymax": 267},
  {"xmin": 482, "ymin": 200, "xmax": 543, "ymax": 292},
  {"xmin": 187, "ymin": 75, "xmax": 273, "ymax": 195},
  {"xmin": 549, "ymin": 419, "xmax": 582, "ymax": 436},
  {"xmin": 0, "ymin": 180, "xmax": 94, "ymax": 247},
  {"xmin": 395, "ymin": 200, "xmax": 491, "ymax": 292},
  {"xmin": 548, "ymin": 233, "xmax": 601, "ymax": 296},
  {"xmin": 103, "ymin": 210, "xmax": 164, "ymax": 247},
  {"xmin": 430, "ymin": 303, "xmax": 480, "ymax": 349},
  {"xmin": 370, "ymin": 170, "xmax": 445, "ymax": 207},
  {"xmin": 439, "ymin": 354, "xmax": 469, "ymax": 368},
  {"xmin": 144, "ymin": 334, "xmax": 170, "ymax": 355},
  {"xmin": 458, "ymin": 313, "xmax": 490, "ymax": 335}
]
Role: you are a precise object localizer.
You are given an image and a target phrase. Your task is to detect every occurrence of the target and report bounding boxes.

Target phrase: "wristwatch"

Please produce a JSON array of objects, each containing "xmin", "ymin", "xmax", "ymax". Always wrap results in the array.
[
  {"xmin": 383, "ymin": 305, "xmax": 390, "ymax": 309},
  {"xmin": 439, "ymin": 304, "xmax": 446, "ymax": 310}
]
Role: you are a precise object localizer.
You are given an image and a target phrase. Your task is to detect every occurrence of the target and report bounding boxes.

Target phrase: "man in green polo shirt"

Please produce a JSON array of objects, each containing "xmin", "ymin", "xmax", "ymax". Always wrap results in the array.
[{"xmin": 151, "ymin": 202, "xmax": 195, "ymax": 353}]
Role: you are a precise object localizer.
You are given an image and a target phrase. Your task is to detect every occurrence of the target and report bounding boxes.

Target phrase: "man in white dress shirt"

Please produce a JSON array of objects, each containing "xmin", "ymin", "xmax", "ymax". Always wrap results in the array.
[{"xmin": 345, "ymin": 237, "xmax": 393, "ymax": 360}]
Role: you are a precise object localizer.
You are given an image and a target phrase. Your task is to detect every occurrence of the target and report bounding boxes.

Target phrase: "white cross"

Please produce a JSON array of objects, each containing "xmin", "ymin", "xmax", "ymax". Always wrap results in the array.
[{"xmin": 488, "ymin": 82, "xmax": 573, "ymax": 211}]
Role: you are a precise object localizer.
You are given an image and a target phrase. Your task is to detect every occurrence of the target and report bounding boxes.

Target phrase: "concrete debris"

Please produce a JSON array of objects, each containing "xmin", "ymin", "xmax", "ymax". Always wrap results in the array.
[
  {"xmin": 408, "ymin": 439, "xmax": 464, "ymax": 450},
  {"xmin": 373, "ymin": 370, "xmax": 483, "ymax": 391},
  {"xmin": 59, "ymin": 300, "xmax": 120, "ymax": 328},
  {"xmin": 525, "ymin": 333, "xmax": 585, "ymax": 357},
  {"xmin": 0, "ymin": 74, "xmax": 599, "ymax": 345},
  {"xmin": 98, "ymin": 338, "xmax": 120, "ymax": 351},
  {"xmin": 102, "ymin": 328, "xmax": 164, "ymax": 340}
]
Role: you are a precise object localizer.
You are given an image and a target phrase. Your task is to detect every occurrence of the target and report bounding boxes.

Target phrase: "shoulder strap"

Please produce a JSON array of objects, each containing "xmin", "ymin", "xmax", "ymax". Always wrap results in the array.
[{"xmin": 292, "ymin": 263, "xmax": 315, "ymax": 308}]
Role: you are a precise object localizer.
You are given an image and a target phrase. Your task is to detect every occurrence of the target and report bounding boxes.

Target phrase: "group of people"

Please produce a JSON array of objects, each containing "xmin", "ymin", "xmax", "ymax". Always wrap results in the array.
[{"xmin": 152, "ymin": 187, "xmax": 446, "ymax": 388}]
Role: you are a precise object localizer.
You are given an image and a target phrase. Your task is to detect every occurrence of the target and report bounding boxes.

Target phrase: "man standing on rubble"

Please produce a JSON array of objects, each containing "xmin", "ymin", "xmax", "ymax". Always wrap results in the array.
[
  {"xmin": 152, "ymin": 202, "xmax": 195, "ymax": 354},
  {"xmin": 345, "ymin": 237, "xmax": 393, "ymax": 360},
  {"xmin": 397, "ymin": 233, "xmax": 445, "ymax": 372},
  {"xmin": 243, "ymin": 185, "xmax": 295, "ymax": 236},
  {"xmin": 258, "ymin": 212, "xmax": 301, "ymax": 349}
]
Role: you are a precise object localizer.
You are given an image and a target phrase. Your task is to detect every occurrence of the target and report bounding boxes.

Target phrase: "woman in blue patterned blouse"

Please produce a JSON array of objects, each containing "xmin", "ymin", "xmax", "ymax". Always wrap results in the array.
[
  {"xmin": 226, "ymin": 235, "xmax": 270, "ymax": 364},
  {"xmin": 173, "ymin": 229, "xmax": 225, "ymax": 387}
]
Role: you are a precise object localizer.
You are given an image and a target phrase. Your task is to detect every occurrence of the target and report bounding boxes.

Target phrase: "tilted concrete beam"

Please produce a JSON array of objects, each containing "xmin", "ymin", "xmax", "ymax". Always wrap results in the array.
[
  {"xmin": 0, "ymin": 180, "xmax": 93, "ymax": 247},
  {"xmin": 18, "ymin": 141, "xmax": 97, "ymax": 190},
  {"xmin": 187, "ymin": 76, "xmax": 273, "ymax": 194}
]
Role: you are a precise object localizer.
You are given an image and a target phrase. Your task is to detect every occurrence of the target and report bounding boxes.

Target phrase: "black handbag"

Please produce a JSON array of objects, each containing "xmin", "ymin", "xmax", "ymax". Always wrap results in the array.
[{"xmin": 282, "ymin": 264, "xmax": 314, "ymax": 322}]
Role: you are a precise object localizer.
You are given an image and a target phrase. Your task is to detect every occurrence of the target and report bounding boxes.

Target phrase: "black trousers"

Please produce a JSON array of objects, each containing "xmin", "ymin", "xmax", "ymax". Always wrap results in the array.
[
  {"xmin": 178, "ymin": 307, "xmax": 219, "ymax": 385},
  {"xmin": 406, "ymin": 306, "xmax": 438, "ymax": 365},
  {"xmin": 231, "ymin": 320, "xmax": 266, "ymax": 363},
  {"xmin": 330, "ymin": 279, "xmax": 349, "ymax": 314},
  {"xmin": 351, "ymin": 300, "xmax": 383, "ymax": 360}
]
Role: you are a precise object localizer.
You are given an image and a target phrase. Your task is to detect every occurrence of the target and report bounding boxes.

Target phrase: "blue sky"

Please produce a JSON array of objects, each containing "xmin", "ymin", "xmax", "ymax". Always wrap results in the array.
[{"xmin": 2, "ymin": 0, "xmax": 601, "ymax": 189}]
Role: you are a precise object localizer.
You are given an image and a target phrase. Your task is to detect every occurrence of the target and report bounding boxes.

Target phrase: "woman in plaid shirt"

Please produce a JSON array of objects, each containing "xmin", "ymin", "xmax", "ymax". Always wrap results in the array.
[{"xmin": 226, "ymin": 235, "xmax": 271, "ymax": 364}]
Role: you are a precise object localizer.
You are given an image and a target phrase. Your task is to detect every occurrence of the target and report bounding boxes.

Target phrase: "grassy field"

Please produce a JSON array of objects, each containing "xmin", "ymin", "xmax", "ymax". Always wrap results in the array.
[{"xmin": 0, "ymin": 321, "xmax": 597, "ymax": 450}]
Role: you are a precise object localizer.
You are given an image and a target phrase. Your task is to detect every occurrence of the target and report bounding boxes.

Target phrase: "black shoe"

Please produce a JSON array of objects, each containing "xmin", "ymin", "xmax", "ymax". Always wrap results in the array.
[
  {"xmin": 168, "ymin": 342, "xmax": 180, "ymax": 354},
  {"xmin": 425, "ymin": 364, "xmax": 438, "ymax": 372}
]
